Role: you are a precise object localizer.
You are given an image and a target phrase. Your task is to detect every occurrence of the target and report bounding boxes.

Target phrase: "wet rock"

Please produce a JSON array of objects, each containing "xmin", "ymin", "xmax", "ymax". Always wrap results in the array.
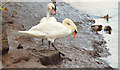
[
  {"xmin": 2, "ymin": 50, "xmax": 30, "ymax": 67},
  {"xmin": 7, "ymin": 59, "xmax": 46, "ymax": 68},
  {"xmin": 17, "ymin": 44, "xmax": 23, "ymax": 49},
  {"xmin": 0, "ymin": 18, "xmax": 9, "ymax": 55},
  {"xmin": 31, "ymin": 50, "xmax": 63, "ymax": 65}
]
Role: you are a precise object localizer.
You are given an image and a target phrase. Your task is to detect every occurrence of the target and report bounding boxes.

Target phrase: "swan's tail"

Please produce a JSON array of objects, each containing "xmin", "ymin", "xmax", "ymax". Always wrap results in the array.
[
  {"xmin": 19, "ymin": 31, "xmax": 30, "ymax": 34},
  {"xmin": 19, "ymin": 31, "xmax": 46, "ymax": 37}
]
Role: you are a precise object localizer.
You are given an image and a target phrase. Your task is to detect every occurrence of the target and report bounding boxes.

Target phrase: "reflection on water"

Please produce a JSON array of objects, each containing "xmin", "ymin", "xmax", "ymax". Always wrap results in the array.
[{"xmin": 67, "ymin": 2, "xmax": 118, "ymax": 68}]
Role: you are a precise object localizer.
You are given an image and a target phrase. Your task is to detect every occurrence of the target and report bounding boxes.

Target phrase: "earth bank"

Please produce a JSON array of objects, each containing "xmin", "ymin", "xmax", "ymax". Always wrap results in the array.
[{"xmin": 0, "ymin": 1, "xmax": 111, "ymax": 68}]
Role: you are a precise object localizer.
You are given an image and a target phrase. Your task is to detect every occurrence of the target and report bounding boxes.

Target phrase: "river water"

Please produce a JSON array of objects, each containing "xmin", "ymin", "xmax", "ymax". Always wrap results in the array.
[{"xmin": 64, "ymin": 2, "xmax": 118, "ymax": 68}]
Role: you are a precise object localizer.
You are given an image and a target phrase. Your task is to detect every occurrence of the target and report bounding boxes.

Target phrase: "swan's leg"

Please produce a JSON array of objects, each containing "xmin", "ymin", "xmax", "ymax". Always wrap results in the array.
[
  {"xmin": 51, "ymin": 43, "xmax": 65, "ymax": 56},
  {"xmin": 41, "ymin": 39, "xmax": 44, "ymax": 45},
  {"xmin": 48, "ymin": 41, "xmax": 51, "ymax": 49}
]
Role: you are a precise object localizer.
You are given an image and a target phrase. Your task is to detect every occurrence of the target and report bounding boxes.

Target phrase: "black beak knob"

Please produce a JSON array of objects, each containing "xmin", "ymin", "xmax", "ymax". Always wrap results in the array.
[{"xmin": 74, "ymin": 30, "xmax": 77, "ymax": 34}]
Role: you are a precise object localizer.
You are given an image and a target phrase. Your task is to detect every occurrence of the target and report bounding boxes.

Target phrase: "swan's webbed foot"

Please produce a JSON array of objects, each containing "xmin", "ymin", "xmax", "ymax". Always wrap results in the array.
[{"xmin": 51, "ymin": 43, "xmax": 65, "ymax": 56}]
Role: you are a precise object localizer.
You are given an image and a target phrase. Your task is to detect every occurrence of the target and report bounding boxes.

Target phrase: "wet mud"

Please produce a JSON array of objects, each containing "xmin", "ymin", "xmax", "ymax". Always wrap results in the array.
[{"xmin": 0, "ymin": 2, "xmax": 111, "ymax": 68}]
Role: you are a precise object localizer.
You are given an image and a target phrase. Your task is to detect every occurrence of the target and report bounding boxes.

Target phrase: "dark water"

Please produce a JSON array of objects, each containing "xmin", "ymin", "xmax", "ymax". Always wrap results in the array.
[{"xmin": 67, "ymin": 2, "xmax": 118, "ymax": 68}]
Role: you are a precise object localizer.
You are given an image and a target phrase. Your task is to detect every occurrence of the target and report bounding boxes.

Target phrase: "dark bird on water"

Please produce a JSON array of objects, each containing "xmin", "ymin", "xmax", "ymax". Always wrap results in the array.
[
  {"xmin": 104, "ymin": 26, "xmax": 112, "ymax": 34},
  {"xmin": 101, "ymin": 14, "xmax": 112, "ymax": 22},
  {"xmin": 103, "ymin": 14, "xmax": 109, "ymax": 22},
  {"xmin": 91, "ymin": 25, "xmax": 103, "ymax": 34}
]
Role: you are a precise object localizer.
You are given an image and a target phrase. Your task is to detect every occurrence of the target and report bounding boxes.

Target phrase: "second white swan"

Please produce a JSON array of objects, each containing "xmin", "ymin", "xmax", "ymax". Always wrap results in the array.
[{"xmin": 40, "ymin": 3, "xmax": 57, "ymax": 23}]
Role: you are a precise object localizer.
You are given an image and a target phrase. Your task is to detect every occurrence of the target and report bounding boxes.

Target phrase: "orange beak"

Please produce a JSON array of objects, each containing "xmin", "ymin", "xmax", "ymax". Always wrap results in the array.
[
  {"xmin": 74, "ymin": 32, "xmax": 76, "ymax": 38},
  {"xmin": 52, "ymin": 9, "xmax": 55, "ymax": 14}
]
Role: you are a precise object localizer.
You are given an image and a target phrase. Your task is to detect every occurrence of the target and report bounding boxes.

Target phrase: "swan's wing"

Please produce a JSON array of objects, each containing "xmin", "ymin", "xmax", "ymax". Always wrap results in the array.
[
  {"xmin": 38, "ymin": 22, "xmax": 66, "ymax": 32},
  {"xmin": 28, "ymin": 21, "xmax": 70, "ymax": 38},
  {"xmin": 40, "ymin": 17, "xmax": 46, "ymax": 23},
  {"xmin": 19, "ymin": 31, "xmax": 46, "ymax": 37},
  {"xmin": 39, "ymin": 22, "xmax": 70, "ymax": 37},
  {"xmin": 50, "ymin": 17, "xmax": 57, "ymax": 22},
  {"xmin": 30, "ymin": 21, "xmax": 66, "ymax": 32},
  {"xmin": 29, "ymin": 20, "xmax": 58, "ymax": 31},
  {"xmin": 29, "ymin": 22, "xmax": 46, "ymax": 31}
]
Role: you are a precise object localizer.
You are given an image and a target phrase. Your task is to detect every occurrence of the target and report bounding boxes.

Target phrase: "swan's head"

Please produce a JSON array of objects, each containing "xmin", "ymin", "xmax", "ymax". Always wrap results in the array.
[
  {"xmin": 73, "ymin": 24, "xmax": 78, "ymax": 38},
  {"xmin": 47, "ymin": 3, "xmax": 56, "ymax": 14},
  {"xmin": 63, "ymin": 18, "xmax": 78, "ymax": 38}
]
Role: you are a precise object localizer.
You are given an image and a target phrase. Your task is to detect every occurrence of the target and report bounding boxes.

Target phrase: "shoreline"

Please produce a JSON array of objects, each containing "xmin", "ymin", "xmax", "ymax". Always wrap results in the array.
[{"xmin": 0, "ymin": 1, "xmax": 112, "ymax": 68}]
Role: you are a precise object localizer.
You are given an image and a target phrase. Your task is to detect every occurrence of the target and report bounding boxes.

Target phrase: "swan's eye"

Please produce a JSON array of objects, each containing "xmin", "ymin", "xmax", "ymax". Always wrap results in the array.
[
  {"xmin": 67, "ymin": 23, "xmax": 70, "ymax": 25},
  {"xmin": 52, "ymin": 7, "xmax": 55, "ymax": 9}
]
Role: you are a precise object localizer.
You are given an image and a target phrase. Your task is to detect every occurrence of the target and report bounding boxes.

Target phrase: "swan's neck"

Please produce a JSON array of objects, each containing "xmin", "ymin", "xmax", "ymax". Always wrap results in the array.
[
  {"xmin": 62, "ymin": 20, "xmax": 74, "ymax": 33},
  {"xmin": 46, "ymin": 7, "xmax": 50, "ymax": 20}
]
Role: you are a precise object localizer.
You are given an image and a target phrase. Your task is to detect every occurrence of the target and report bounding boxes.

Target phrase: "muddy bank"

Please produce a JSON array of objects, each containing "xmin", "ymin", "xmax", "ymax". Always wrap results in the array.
[{"xmin": 0, "ymin": 1, "xmax": 111, "ymax": 68}]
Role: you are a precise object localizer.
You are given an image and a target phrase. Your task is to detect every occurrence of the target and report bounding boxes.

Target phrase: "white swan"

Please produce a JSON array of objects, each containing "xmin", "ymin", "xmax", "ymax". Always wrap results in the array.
[
  {"xmin": 19, "ymin": 18, "xmax": 78, "ymax": 56},
  {"xmin": 40, "ymin": 3, "xmax": 57, "ymax": 45},
  {"xmin": 40, "ymin": 3, "xmax": 57, "ymax": 23}
]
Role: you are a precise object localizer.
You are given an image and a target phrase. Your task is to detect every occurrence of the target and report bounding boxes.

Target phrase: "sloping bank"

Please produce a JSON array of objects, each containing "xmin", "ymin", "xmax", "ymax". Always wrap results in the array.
[{"xmin": 1, "ymin": 1, "xmax": 111, "ymax": 68}]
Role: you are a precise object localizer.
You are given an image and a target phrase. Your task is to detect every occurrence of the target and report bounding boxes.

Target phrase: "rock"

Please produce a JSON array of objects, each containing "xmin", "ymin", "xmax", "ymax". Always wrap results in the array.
[
  {"xmin": 31, "ymin": 50, "xmax": 63, "ymax": 65},
  {"xmin": 2, "ymin": 50, "xmax": 30, "ymax": 67},
  {"xmin": 0, "ymin": 18, "xmax": 9, "ymax": 55},
  {"xmin": 7, "ymin": 59, "xmax": 46, "ymax": 68},
  {"xmin": 17, "ymin": 44, "xmax": 23, "ymax": 49}
]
